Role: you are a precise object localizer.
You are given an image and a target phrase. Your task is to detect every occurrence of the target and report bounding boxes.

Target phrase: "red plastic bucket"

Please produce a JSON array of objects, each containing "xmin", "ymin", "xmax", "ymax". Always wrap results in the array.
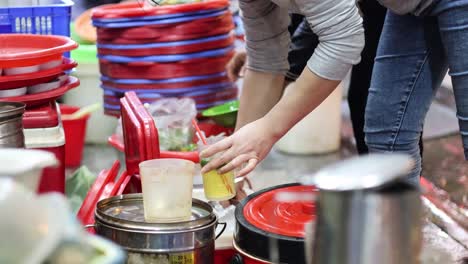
[{"xmin": 60, "ymin": 105, "xmax": 90, "ymax": 167}]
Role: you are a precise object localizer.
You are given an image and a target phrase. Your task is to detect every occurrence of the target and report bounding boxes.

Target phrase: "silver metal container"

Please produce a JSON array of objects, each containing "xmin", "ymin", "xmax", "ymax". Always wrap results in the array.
[
  {"xmin": 302, "ymin": 154, "xmax": 422, "ymax": 264},
  {"xmin": 0, "ymin": 102, "xmax": 25, "ymax": 148},
  {"xmin": 94, "ymin": 194, "xmax": 222, "ymax": 264}
]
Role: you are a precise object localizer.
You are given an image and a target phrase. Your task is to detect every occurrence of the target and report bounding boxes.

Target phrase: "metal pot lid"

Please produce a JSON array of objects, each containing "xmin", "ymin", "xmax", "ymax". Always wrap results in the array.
[
  {"xmin": 95, "ymin": 194, "xmax": 216, "ymax": 232},
  {"xmin": 0, "ymin": 102, "xmax": 25, "ymax": 120},
  {"xmin": 234, "ymin": 184, "xmax": 313, "ymax": 264},
  {"xmin": 300, "ymin": 154, "xmax": 414, "ymax": 191}
]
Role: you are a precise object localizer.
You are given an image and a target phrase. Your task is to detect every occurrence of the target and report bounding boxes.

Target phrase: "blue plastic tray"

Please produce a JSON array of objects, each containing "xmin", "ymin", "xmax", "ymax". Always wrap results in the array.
[
  {"xmin": 98, "ymin": 45, "xmax": 234, "ymax": 63},
  {"xmin": 101, "ymin": 72, "xmax": 227, "ymax": 84},
  {"xmin": 92, "ymin": 9, "xmax": 228, "ymax": 28},
  {"xmin": 97, "ymin": 34, "xmax": 231, "ymax": 50}
]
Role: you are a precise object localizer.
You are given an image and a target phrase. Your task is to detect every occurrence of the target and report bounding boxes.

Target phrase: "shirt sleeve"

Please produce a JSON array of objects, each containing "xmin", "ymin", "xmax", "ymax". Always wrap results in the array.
[
  {"xmin": 239, "ymin": 0, "xmax": 291, "ymax": 74},
  {"xmin": 296, "ymin": 0, "xmax": 365, "ymax": 80}
]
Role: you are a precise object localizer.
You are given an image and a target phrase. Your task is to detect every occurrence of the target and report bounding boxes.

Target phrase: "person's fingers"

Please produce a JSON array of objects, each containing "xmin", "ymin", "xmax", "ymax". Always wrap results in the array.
[
  {"xmin": 218, "ymin": 153, "xmax": 255, "ymax": 174},
  {"xmin": 226, "ymin": 60, "xmax": 238, "ymax": 82},
  {"xmin": 239, "ymin": 65, "xmax": 246, "ymax": 78},
  {"xmin": 226, "ymin": 52, "xmax": 246, "ymax": 82},
  {"xmin": 237, "ymin": 158, "xmax": 258, "ymax": 177},
  {"xmin": 201, "ymin": 148, "xmax": 235, "ymax": 174},
  {"xmin": 199, "ymin": 137, "xmax": 232, "ymax": 158}
]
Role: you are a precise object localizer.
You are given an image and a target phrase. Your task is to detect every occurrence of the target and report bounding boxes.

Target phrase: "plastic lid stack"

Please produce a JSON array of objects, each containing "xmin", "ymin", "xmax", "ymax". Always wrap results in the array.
[{"xmin": 91, "ymin": 0, "xmax": 237, "ymax": 116}]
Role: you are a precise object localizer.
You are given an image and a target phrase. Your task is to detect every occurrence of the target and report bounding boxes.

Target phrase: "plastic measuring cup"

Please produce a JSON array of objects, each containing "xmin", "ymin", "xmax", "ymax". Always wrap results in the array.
[
  {"xmin": 139, "ymin": 159, "xmax": 195, "ymax": 223},
  {"xmin": 199, "ymin": 144, "xmax": 236, "ymax": 201}
]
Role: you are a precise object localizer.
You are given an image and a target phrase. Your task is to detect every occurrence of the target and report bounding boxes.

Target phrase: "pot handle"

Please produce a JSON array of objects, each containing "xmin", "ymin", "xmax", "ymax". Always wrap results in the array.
[
  {"xmin": 215, "ymin": 222, "xmax": 227, "ymax": 240},
  {"xmin": 84, "ymin": 224, "xmax": 96, "ymax": 230}
]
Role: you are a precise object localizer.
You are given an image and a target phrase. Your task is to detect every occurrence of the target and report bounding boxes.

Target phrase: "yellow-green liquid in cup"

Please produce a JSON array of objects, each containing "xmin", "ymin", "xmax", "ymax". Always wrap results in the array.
[{"xmin": 201, "ymin": 158, "xmax": 236, "ymax": 201}]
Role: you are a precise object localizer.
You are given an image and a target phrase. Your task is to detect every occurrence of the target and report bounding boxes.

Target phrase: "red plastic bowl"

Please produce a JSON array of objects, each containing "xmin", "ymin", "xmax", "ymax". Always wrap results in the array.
[
  {"xmin": 96, "ymin": 14, "xmax": 233, "ymax": 44},
  {"xmin": 99, "ymin": 52, "xmax": 234, "ymax": 79},
  {"xmin": 0, "ymin": 76, "xmax": 80, "ymax": 107},
  {"xmin": 101, "ymin": 75, "xmax": 230, "ymax": 90},
  {"xmin": 91, "ymin": 0, "xmax": 229, "ymax": 19},
  {"xmin": 0, "ymin": 34, "xmax": 78, "ymax": 68},
  {"xmin": 97, "ymin": 35, "xmax": 234, "ymax": 56},
  {"xmin": 0, "ymin": 58, "xmax": 77, "ymax": 90}
]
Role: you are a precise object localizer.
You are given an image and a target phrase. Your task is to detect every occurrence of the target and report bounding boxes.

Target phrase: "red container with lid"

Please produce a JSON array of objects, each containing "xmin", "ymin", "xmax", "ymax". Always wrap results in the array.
[
  {"xmin": 232, "ymin": 184, "xmax": 316, "ymax": 264},
  {"xmin": 23, "ymin": 102, "xmax": 66, "ymax": 193}
]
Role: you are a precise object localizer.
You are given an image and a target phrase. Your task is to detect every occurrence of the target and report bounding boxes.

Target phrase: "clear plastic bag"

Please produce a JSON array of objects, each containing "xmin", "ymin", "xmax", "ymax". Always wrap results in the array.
[{"xmin": 147, "ymin": 98, "xmax": 197, "ymax": 151}]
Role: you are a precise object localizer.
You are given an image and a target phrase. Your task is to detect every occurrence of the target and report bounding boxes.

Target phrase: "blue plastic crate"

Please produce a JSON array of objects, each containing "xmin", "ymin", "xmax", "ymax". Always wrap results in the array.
[{"xmin": 0, "ymin": 0, "xmax": 73, "ymax": 36}]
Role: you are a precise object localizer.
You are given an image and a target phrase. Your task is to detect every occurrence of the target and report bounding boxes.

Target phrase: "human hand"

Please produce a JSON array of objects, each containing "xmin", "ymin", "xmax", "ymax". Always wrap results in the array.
[
  {"xmin": 200, "ymin": 118, "xmax": 278, "ymax": 177},
  {"xmin": 226, "ymin": 51, "xmax": 247, "ymax": 82}
]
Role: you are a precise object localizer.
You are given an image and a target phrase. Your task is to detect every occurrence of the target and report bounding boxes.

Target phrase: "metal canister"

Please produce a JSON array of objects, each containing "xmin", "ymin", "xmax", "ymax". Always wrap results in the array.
[
  {"xmin": 0, "ymin": 102, "xmax": 25, "ymax": 148},
  {"xmin": 94, "ymin": 194, "xmax": 220, "ymax": 264},
  {"xmin": 302, "ymin": 154, "xmax": 422, "ymax": 264}
]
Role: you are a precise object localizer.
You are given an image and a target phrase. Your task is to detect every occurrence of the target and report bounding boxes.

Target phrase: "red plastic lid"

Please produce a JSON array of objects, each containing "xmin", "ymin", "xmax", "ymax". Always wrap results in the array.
[
  {"xmin": 0, "ymin": 76, "xmax": 80, "ymax": 107},
  {"xmin": 98, "ymin": 35, "xmax": 234, "ymax": 57},
  {"xmin": 99, "ymin": 52, "xmax": 234, "ymax": 80},
  {"xmin": 92, "ymin": 0, "xmax": 229, "ymax": 19},
  {"xmin": 0, "ymin": 34, "xmax": 78, "ymax": 67},
  {"xmin": 0, "ymin": 58, "xmax": 77, "ymax": 90},
  {"xmin": 243, "ymin": 185, "xmax": 316, "ymax": 238},
  {"xmin": 23, "ymin": 101, "xmax": 59, "ymax": 129},
  {"xmin": 96, "ymin": 14, "xmax": 233, "ymax": 44}
]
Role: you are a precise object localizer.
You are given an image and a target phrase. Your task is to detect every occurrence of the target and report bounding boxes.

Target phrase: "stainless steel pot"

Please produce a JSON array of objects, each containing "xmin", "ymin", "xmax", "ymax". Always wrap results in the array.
[
  {"xmin": 0, "ymin": 102, "xmax": 25, "ymax": 148},
  {"xmin": 94, "ymin": 194, "xmax": 224, "ymax": 264},
  {"xmin": 302, "ymin": 154, "xmax": 422, "ymax": 264}
]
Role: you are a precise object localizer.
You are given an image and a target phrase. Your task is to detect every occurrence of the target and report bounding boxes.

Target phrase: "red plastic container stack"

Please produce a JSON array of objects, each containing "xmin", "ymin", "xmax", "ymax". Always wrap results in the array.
[
  {"xmin": 0, "ymin": 34, "xmax": 80, "ymax": 194},
  {"xmin": 91, "ymin": 0, "xmax": 237, "ymax": 116}
]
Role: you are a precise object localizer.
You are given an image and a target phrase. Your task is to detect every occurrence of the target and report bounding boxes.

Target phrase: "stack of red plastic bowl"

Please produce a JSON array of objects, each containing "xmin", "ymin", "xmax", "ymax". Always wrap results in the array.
[
  {"xmin": 0, "ymin": 34, "xmax": 79, "ymax": 104},
  {"xmin": 91, "ymin": 0, "xmax": 237, "ymax": 116},
  {"xmin": 0, "ymin": 34, "xmax": 80, "ymax": 194}
]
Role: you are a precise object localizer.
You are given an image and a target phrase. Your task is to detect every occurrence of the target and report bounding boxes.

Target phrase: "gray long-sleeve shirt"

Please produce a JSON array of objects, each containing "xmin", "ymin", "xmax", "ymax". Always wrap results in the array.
[{"xmin": 240, "ymin": 0, "xmax": 365, "ymax": 81}]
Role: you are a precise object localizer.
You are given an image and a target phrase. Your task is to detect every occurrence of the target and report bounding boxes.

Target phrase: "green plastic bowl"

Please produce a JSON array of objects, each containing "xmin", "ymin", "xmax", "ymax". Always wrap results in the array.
[{"xmin": 202, "ymin": 100, "xmax": 239, "ymax": 128}]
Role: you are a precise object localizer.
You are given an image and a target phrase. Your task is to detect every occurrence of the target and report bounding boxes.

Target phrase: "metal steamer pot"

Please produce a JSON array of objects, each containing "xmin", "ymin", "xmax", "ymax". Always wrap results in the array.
[
  {"xmin": 93, "ymin": 194, "xmax": 226, "ymax": 264},
  {"xmin": 302, "ymin": 154, "xmax": 422, "ymax": 264},
  {"xmin": 0, "ymin": 102, "xmax": 25, "ymax": 148}
]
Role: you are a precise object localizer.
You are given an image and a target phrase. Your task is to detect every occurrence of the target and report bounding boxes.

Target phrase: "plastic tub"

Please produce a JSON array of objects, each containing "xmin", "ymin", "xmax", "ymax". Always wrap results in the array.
[
  {"xmin": 60, "ymin": 105, "xmax": 90, "ymax": 167},
  {"xmin": 276, "ymin": 84, "xmax": 343, "ymax": 154},
  {"xmin": 139, "ymin": 159, "xmax": 195, "ymax": 223},
  {"xmin": 24, "ymin": 122, "xmax": 66, "ymax": 193}
]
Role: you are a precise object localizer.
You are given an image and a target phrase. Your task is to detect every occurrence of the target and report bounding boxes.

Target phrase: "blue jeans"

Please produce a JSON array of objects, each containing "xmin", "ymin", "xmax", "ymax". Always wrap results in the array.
[{"xmin": 365, "ymin": 0, "xmax": 468, "ymax": 184}]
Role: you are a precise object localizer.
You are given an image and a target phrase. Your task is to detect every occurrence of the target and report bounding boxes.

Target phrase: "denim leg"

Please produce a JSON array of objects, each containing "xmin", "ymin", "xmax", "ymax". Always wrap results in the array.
[
  {"xmin": 430, "ymin": 0, "xmax": 468, "ymax": 158},
  {"xmin": 286, "ymin": 18, "xmax": 319, "ymax": 81},
  {"xmin": 364, "ymin": 12, "xmax": 448, "ymax": 184}
]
